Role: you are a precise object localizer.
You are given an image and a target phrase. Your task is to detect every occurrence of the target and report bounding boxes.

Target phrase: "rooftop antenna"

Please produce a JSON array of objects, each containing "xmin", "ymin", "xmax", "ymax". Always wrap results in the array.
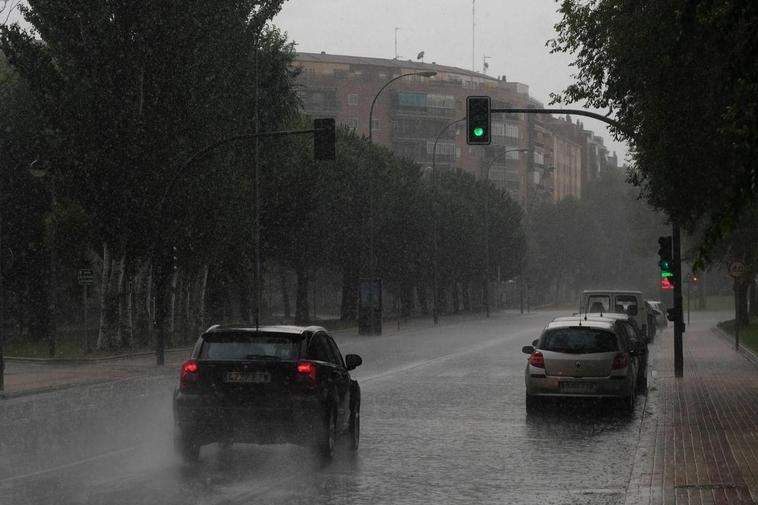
[
  {"xmin": 482, "ymin": 55, "xmax": 491, "ymax": 74},
  {"xmin": 472, "ymin": 0, "xmax": 476, "ymax": 72},
  {"xmin": 394, "ymin": 27, "xmax": 401, "ymax": 59}
]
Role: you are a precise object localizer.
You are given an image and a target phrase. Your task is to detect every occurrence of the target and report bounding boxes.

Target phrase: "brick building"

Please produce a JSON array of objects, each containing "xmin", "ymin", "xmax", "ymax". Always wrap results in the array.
[{"xmin": 294, "ymin": 52, "xmax": 617, "ymax": 207}]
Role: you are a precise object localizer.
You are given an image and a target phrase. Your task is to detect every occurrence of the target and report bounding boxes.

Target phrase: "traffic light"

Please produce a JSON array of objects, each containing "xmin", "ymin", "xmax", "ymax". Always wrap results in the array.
[
  {"xmin": 466, "ymin": 96, "xmax": 491, "ymax": 145},
  {"xmin": 658, "ymin": 235, "xmax": 674, "ymax": 289},
  {"xmin": 314, "ymin": 118, "xmax": 335, "ymax": 161}
]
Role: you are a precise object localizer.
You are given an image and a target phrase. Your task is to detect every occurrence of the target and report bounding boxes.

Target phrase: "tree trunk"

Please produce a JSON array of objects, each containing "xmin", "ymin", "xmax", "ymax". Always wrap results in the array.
[
  {"xmin": 198, "ymin": 264, "xmax": 209, "ymax": 329},
  {"xmin": 295, "ymin": 264, "xmax": 309, "ymax": 325},
  {"xmin": 748, "ymin": 277, "xmax": 757, "ymax": 317},
  {"xmin": 169, "ymin": 268, "xmax": 179, "ymax": 346},
  {"xmin": 115, "ymin": 252, "xmax": 128, "ymax": 348},
  {"xmin": 452, "ymin": 282, "xmax": 460, "ymax": 313},
  {"xmin": 96, "ymin": 242, "xmax": 112, "ymax": 350},
  {"xmin": 279, "ymin": 265, "xmax": 291, "ymax": 320},
  {"xmin": 340, "ymin": 266, "xmax": 358, "ymax": 321},
  {"xmin": 418, "ymin": 285, "xmax": 429, "ymax": 315},
  {"xmin": 736, "ymin": 278, "xmax": 750, "ymax": 326}
]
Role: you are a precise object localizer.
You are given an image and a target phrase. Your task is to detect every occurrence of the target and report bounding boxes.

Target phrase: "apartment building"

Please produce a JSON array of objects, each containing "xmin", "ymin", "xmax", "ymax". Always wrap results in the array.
[{"xmin": 294, "ymin": 51, "xmax": 616, "ymax": 207}]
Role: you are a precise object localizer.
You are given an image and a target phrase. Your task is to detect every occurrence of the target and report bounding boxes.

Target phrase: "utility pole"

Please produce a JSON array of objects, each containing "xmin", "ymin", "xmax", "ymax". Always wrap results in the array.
[
  {"xmin": 673, "ymin": 223, "xmax": 684, "ymax": 377},
  {"xmin": 471, "ymin": 0, "xmax": 476, "ymax": 72}
]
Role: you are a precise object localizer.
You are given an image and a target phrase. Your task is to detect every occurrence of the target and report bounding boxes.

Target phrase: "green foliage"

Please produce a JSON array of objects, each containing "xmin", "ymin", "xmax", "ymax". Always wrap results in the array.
[{"xmin": 550, "ymin": 0, "xmax": 758, "ymax": 267}]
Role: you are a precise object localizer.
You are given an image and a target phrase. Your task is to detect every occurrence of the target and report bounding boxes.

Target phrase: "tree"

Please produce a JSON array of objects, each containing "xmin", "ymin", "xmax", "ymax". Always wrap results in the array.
[{"xmin": 550, "ymin": 0, "xmax": 758, "ymax": 266}]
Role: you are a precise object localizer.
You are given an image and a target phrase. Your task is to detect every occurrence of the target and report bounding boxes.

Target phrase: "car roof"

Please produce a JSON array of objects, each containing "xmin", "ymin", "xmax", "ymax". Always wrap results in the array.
[
  {"xmin": 202, "ymin": 324, "xmax": 327, "ymax": 337},
  {"xmin": 583, "ymin": 289, "xmax": 643, "ymax": 295},
  {"xmin": 545, "ymin": 317, "xmax": 615, "ymax": 331}
]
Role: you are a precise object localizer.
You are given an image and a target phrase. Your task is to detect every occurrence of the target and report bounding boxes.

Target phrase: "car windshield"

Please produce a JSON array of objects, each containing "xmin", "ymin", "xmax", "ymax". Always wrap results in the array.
[
  {"xmin": 541, "ymin": 327, "xmax": 619, "ymax": 354},
  {"xmin": 1, "ymin": 2, "xmax": 753, "ymax": 504},
  {"xmin": 199, "ymin": 333, "xmax": 300, "ymax": 361}
]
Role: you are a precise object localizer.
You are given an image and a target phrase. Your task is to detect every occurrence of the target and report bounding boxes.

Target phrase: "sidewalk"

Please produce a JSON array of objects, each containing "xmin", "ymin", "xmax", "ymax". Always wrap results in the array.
[
  {"xmin": 627, "ymin": 313, "xmax": 758, "ymax": 505},
  {"xmin": 0, "ymin": 348, "xmax": 192, "ymax": 398}
]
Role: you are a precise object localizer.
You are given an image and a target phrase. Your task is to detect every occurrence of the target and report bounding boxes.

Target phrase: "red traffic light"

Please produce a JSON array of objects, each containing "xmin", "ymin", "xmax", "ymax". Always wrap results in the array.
[{"xmin": 661, "ymin": 277, "xmax": 674, "ymax": 290}]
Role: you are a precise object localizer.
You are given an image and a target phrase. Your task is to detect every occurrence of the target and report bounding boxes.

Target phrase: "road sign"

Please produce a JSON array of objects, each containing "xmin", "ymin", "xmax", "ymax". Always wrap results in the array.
[
  {"xmin": 78, "ymin": 269, "xmax": 94, "ymax": 285},
  {"xmin": 728, "ymin": 261, "xmax": 746, "ymax": 278}
]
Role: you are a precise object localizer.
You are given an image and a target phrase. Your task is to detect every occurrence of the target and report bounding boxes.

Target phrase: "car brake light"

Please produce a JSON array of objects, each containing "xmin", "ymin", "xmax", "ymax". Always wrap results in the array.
[
  {"xmin": 612, "ymin": 352, "xmax": 628, "ymax": 370},
  {"xmin": 528, "ymin": 351, "xmax": 545, "ymax": 369},
  {"xmin": 296, "ymin": 361, "xmax": 317, "ymax": 382},
  {"xmin": 180, "ymin": 360, "xmax": 199, "ymax": 390}
]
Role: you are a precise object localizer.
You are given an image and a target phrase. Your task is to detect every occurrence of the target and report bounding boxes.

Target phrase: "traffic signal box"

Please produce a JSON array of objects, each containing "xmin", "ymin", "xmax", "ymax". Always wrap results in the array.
[
  {"xmin": 658, "ymin": 235, "xmax": 674, "ymax": 290},
  {"xmin": 314, "ymin": 118, "xmax": 336, "ymax": 161},
  {"xmin": 466, "ymin": 96, "xmax": 491, "ymax": 145}
]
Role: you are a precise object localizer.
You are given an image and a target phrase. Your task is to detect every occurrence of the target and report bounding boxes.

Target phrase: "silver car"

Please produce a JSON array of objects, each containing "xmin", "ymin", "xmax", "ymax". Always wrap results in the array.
[{"xmin": 522, "ymin": 317, "xmax": 640, "ymax": 411}]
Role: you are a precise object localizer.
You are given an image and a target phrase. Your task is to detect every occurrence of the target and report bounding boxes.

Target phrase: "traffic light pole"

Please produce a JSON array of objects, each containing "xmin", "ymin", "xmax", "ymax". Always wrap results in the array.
[{"xmin": 673, "ymin": 223, "xmax": 684, "ymax": 377}]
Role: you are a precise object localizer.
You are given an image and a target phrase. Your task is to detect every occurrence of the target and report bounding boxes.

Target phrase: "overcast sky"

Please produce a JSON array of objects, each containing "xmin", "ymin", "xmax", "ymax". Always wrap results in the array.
[{"xmin": 274, "ymin": 0, "xmax": 630, "ymax": 162}]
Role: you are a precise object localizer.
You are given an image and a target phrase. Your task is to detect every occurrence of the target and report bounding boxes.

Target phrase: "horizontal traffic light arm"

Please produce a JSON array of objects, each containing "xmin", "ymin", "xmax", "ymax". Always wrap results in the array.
[{"xmin": 489, "ymin": 107, "xmax": 626, "ymax": 134}]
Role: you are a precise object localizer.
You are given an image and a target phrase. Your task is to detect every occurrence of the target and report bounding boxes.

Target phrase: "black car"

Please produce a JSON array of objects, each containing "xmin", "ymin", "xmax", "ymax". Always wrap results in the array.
[{"xmin": 172, "ymin": 325, "xmax": 362, "ymax": 462}]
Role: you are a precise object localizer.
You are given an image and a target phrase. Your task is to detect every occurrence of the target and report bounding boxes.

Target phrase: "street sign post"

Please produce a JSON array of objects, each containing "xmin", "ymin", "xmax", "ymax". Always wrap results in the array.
[
  {"xmin": 729, "ymin": 261, "xmax": 746, "ymax": 351},
  {"xmin": 78, "ymin": 269, "xmax": 94, "ymax": 353}
]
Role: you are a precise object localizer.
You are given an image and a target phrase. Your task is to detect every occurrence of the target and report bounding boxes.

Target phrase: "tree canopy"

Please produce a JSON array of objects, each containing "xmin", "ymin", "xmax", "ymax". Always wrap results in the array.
[{"xmin": 550, "ymin": 0, "xmax": 758, "ymax": 267}]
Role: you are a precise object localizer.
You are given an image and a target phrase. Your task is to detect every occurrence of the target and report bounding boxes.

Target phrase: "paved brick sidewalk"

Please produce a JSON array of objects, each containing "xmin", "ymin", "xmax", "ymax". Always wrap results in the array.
[{"xmin": 627, "ymin": 313, "xmax": 758, "ymax": 505}]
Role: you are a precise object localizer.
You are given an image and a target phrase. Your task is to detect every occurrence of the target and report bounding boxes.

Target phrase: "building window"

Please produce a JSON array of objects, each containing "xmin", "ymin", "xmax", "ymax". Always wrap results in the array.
[
  {"xmin": 343, "ymin": 118, "xmax": 359, "ymax": 130},
  {"xmin": 398, "ymin": 92, "xmax": 427, "ymax": 109},
  {"xmin": 493, "ymin": 123, "xmax": 505, "ymax": 137},
  {"xmin": 533, "ymin": 150, "xmax": 544, "ymax": 165},
  {"xmin": 505, "ymin": 150, "xmax": 520, "ymax": 160},
  {"xmin": 371, "ymin": 118, "xmax": 380, "ymax": 130},
  {"xmin": 426, "ymin": 141, "xmax": 456, "ymax": 156},
  {"xmin": 347, "ymin": 94, "xmax": 358, "ymax": 106},
  {"xmin": 505, "ymin": 123, "xmax": 519, "ymax": 138}
]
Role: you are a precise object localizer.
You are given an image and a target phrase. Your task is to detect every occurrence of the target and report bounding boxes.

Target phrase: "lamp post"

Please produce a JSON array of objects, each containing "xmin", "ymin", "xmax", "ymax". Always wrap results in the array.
[
  {"xmin": 364, "ymin": 70, "xmax": 436, "ymax": 335},
  {"xmin": 29, "ymin": 161, "xmax": 58, "ymax": 357},
  {"xmin": 431, "ymin": 117, "xmax": 465, "ymax": 325},
  {"xmin": 481, "ymin": 147, "xmax": 528, "ymax": 317}
]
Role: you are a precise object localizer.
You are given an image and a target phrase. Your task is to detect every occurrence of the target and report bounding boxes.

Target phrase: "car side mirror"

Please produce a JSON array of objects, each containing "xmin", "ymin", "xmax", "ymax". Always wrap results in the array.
[
  {"xmin": 522, "ymin": 345, "xmax": 535, "ymax": 355},
  {"xmin": 532, "ymin": 339, "xmax": 539, "ymax": 347},
  {"xmin": 345, "ymin": 354, "xmax": 362, "ymax": 370}
]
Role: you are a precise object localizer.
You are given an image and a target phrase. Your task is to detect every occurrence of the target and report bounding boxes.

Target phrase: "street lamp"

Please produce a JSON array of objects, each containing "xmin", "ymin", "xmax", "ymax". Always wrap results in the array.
[
  {"xmin": 368, "ymin": 71, "xmax": 437, "ymax": 142},
  {"xmin": 481, "ymin": 147, "xmax": 529, "ymax": 317},
  {"xmin": 364, "ymin": 69, "xmax": 436, "ymax": 335},
  {"xmin": 28, "ymin": 160, "xmax": 58, "ymax": 357},
  {"xmin": 431, "ymin": 117, "xmax": 465, "ymax": 325}
]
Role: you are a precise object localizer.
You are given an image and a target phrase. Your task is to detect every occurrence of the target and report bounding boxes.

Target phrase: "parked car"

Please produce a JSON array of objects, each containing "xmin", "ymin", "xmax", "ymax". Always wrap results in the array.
[
  {"xmin": 582, "ymin": 290, "xmax": 653, "ymax": 342},
  {"xmin": 522, "ymin": 316, "xmax": 644, "ymax": 412},
  {"xmin": 173, "ymin": 325, "xmax": 362, "ymax": 462},
  {"xmin": 647, "ymin": 300, "xmax": 668, "ymax": 328}
]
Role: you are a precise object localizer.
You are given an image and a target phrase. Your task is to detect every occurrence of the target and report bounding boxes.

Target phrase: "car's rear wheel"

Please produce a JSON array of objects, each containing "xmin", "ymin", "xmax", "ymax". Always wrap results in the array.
[
  {"xmin": 621, "ymin": 387, "xmax": 637, "ymax": 413},
  {"xmin": 321, "ymin": 408, "xmax": 337, "ymax": 461},
  {"xmin": 349, "ymin": 405, "xmax": 360, "ymax": 451},
  {"xmin": 174, "ymin": 426, "xmax": 200, "ymax": 463}
]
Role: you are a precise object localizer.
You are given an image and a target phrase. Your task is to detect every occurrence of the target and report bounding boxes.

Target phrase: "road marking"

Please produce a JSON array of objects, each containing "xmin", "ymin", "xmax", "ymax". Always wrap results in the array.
[{"xmin": 0, "ymin": 445, "xmax": 141, "ymax": 484}]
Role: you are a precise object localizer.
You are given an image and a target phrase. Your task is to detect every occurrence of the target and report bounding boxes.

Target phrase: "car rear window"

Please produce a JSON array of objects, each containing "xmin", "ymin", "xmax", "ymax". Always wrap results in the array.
[
  {"xmin": 540, "ymin": 327, "xmax": 619, "ymax": 354},
  {"xmin": 199, "ymin": 332, "xmax": 301, "ymax": 360},
  {"xmin": 586, "ymin": 295, "xmax": 610, "ymax": 313}
]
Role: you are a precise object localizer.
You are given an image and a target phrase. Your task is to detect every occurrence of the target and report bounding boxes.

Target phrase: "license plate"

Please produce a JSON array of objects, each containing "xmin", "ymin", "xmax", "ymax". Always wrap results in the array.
[
  {"xmin": 560, "ymin": 382, "xmax": 595, "ymax": 394},
  {"xmin": 224, "ymin": 371, "xmax": 271, "ymax": 384}
]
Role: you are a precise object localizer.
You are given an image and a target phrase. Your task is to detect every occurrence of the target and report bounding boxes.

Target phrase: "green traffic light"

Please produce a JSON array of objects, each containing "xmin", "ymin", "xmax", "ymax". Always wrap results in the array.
[
  {"xmin": 660, "ymin": 271, "xmax": 673, "ymax": 279},
  {"xmin": 473, "ymin": 127, "xmax": 485, "ymax": 137}
]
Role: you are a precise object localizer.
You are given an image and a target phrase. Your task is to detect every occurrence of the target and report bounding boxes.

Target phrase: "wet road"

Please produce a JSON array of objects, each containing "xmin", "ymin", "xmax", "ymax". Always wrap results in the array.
[{"xmin": 0, "ymin": 311, "xmax": 653, "ymax": 505}]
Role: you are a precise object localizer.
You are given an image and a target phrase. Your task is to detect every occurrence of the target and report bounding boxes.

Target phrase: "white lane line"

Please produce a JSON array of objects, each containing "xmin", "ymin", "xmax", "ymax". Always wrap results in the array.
[{"xmin": 0, "ymin": 445, "xmax": 142, "ymax": 484}]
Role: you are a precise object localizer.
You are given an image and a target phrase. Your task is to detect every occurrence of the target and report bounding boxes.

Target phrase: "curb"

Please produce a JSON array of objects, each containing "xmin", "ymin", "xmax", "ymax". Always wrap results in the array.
[
  {"xmin": 5, "ymin": 346, "xmax": 193, "ymax": 365},
  {"xmin": 711, "ymin": 325, "xmax": 758, "ymax": 368}
]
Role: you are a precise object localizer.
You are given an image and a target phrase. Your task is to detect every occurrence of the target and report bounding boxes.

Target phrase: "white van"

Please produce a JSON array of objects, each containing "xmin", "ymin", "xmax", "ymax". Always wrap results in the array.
[{"xmin": 581, "ymin": 290, "xmax": 652, "ymax": 341}]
